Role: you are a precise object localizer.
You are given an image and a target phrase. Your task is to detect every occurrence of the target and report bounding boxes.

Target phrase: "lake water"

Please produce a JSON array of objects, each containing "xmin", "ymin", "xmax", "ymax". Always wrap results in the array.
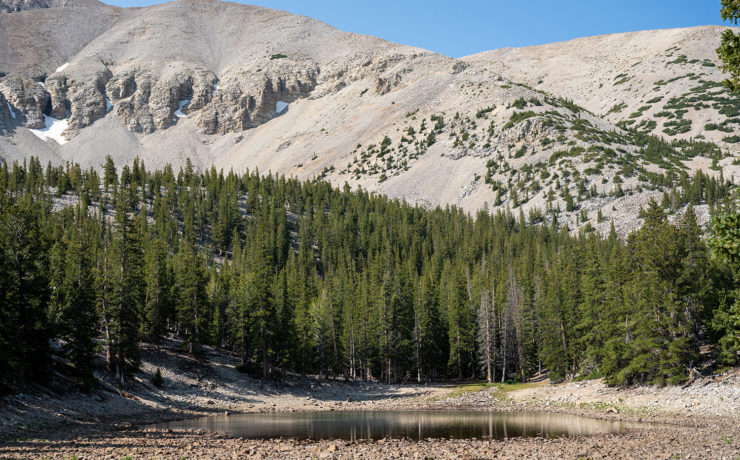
[{"xmin": 152, "ymin": 410, "xmax": 636, "ymax": 441}]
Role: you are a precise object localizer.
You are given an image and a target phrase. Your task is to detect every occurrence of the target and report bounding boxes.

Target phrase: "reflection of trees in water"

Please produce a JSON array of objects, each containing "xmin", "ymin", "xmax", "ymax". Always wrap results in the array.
[{"xmin": 154, "ymin": 410, "xmax": 634, "ymax": 441}]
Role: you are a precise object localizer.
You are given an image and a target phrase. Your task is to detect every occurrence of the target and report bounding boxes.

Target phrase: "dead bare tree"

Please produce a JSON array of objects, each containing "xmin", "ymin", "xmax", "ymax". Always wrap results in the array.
[{"xmin": 477, "ymin": 283, "xmax": 496, "ymax": 383}]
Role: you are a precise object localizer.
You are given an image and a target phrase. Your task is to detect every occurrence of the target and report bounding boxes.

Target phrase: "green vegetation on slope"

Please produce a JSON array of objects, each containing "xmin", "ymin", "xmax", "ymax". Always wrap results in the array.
[{"xmin": 0, "ymin": 157, "xmax": 738, "ymax": 394}]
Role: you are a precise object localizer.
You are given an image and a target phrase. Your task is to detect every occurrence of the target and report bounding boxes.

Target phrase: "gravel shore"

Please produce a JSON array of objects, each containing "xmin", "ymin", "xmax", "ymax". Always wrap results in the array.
[
  {"xmin": 2, "ymin": 420, "xmax": 738, "ymax": 459},
  {"xmin": 1, "ymin": 340, "xmax": 738, "ymax": 459}
]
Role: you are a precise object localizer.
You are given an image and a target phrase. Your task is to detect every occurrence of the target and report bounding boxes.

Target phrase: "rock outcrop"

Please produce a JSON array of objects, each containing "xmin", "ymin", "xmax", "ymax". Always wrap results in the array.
[
  {"xmin": 45, "ymin": 58, "xmax": 112, "ymax": 131},
  {"xmin": 1, "ymin": 0, "xmax": 54, "ymax": 13},
  {"xmin": 0, "ymin": 91, "xmax": 10, "ymax": 124},
  {"xmin": 0, "ymin": 57, "xmax": 321, "ymax": 137},
  {"xmin": 199, "ymin": 60, "xmax": 319, "ymax": 135},
  {"xmin": 0, "ymin": 0, "xmax": 100, "ymax": 13},
  {"xmin": 0, "ymin": 78, "xmax": 49, "ymax": 128},
  {"xmin": 108, "ymin": 63, "xmax": 218, "ymax": 134}
]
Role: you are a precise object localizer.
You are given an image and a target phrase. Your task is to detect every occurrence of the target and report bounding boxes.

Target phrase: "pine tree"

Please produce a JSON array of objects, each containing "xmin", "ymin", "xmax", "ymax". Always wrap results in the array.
[
  {"xmin": 414, "ymin": 271, "xmax": 445, "ymax": 382},
  {"xmin": 0, "ymin": 157, "xmax": 736, "ymax": 391},
  {"xmin": 245, "ymin": 230, "xmax": 276, "ymax": 378},
  {"xmin": 446, "ymin": 263, "xmax": 474, "ymax": 380},
  {"xmin": 141, "ymin": 233, "xmax": 172, "ymax": 343},
  {"xmin": 708, "ymin": 189, "xmax": 740, "ymax": 365},
  {"xmin": 103, "ymin": 155, "xmax": 117, "ymax": 192},
  {"xmin": 540, "ymin": 255, "xmax": 574, "ymax": 382},
  {"xmin": 718, "ymin": 0, "xmax": 740, "ymax": 91},
  {"xmin": 272, "ymin": 267, "xmax": 296, "ymax": 378},
  {"xmin": 0, "ymin": 202, "xmax": 50, "ymax": 388},
  {"xmin": 52, "ymin": 205, "xmax": 99, "ymax": 388},
  {"xmin": 104, "ymin": 193, "xmax": 144, "ymax": 384},
  {"xmin": 575, "ymin": 240, "xmax": 607, "ymax": 375},
  {"xmin": 501, "ymin": 265, "xmax": 523, "ymax": 382},
  {"xmin": 616, "ymin": 200, "xmax": 703, "ymax": 384},
  {"xmin": 174, "ymin": 245, "xmax": 209, "ymax": 354}
]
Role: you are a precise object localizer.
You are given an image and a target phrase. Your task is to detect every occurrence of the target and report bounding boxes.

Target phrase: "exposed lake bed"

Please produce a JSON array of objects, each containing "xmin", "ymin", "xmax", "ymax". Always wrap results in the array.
[
  {"xmin": 2, "ymin": 411, "xmax": 736, "ymax": 460},
  {"xmin": 1, "ymin": 341, "xmax": 737, "ymax": 458}
]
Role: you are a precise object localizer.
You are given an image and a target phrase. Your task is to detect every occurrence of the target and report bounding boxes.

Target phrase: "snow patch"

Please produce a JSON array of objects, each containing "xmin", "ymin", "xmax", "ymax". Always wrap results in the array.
[
  {"xmin": 212, "ymin": 82, "xmax": 220, "ymax": 97},
  {"xmin": 106, "ymin": 98, "xmax": 113, "ymax": 112},
  {"xmin": 174, "ymin": 99, "xmax": 190, "ymax": 118},
  {"xmin": 7, "ymin": 102, "xmax": 16, "ymax": 119},
  {"xmin": 55, "ymin": 63, "xmax": 69, "ymax": 73},
  {"xmin": 37, "ymin": 82, "xmax": 45, "ymax": 88},
  {"xmin": 276, "ymin": 101, "xmax": 288, "ymax": 113},
  {"xmin": 29, "ymin": 114, "xmax": 68, "ymax": 145}
]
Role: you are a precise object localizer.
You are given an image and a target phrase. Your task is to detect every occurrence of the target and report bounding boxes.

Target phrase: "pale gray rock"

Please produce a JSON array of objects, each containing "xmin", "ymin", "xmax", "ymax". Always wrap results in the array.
[
  {"xmin": 45, "ymin": 58, "xmax": 112, "ymax": 130},
  {"xmin": 199, "ymin": 60, "xmax": 318, "ymax": 135},
  {"xmin": 0, "ymin": 91, "xmax": 10, "ymax": 123},
  {"xmin": 0, "ymin": 0, "xmax": 103, "ymax": 13},
  {"xmin": 107, "ymin": 63, "xmax": 217, "ymax": 134},
  {"xmin": 1, "ymin": 0, "xmax": 54, "ymax": 13},
  {"xmin": 0, "ymin": 77, "xmax": 49, "ymax": 128}
]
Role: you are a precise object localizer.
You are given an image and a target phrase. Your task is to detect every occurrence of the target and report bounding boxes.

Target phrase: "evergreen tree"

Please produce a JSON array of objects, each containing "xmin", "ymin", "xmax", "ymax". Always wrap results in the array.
[
  {"xmin": 0, "ymin": 157, "xmax": 735, "ymax": 391},
  {"xmin": 174, "ymin": 245, "xmax": 209, "ymax": 354},
  {"xmin": 51, "ymin": 205, "xmax": 99, "ymax": 388},
  {"xmin": 0, "ymin": 202, "xmax": 50, "ymax": 389},
  {"xmin": 709, "ymin": 189, "xmax": 740, "ymax": 364},
  {"xmin": 104, "ymin": 193, "xmax": 144, "ymax": 384},
  {"xmin": 141, "ymin": 233, "xmax": 172, "ymax": 343},
  {"xmin": 414, "ymin": 271, "xmax": 445, "ymax": 382},
  {"xmin": 103, "ymin": 155, "xmax": 117, "ymax": 192},
  {"xmin": 446, "ymin": 263, "xmax": 474, "ymax": 380},
  {"xmin": 718, "ymin": 0, "xmax": 740, "ymax": 91}
]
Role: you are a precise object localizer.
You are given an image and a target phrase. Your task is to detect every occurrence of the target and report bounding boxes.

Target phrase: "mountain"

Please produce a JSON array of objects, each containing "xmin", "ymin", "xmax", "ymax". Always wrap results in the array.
[
  {"xmin": 0, "ymin": 0, "xmax": 737, "ymax": 234},
  {"xmin": 0, "ymin": 0, "xmax": 120, "ymax": 77},
  {"xmin": 466, "ymin": 27, "xmax": 736, "ymax": 146}
]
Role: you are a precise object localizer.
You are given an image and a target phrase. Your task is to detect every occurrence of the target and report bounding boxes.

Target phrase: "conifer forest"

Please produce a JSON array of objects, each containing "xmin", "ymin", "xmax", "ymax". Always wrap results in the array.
[{"xmin": 0, "ymin": 156, "xmax": 738, "ymax": 393}]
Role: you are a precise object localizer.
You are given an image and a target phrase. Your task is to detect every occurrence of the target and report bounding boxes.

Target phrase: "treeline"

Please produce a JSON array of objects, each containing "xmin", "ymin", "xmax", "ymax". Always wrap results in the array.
[{"xmin": 0, "ymin": 157, "xmax": 738, "ymax": 392}]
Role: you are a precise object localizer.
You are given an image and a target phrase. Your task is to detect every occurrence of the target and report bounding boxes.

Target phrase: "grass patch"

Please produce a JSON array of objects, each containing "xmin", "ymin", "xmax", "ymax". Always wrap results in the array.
[
  {"xmin": 444, "ymin": 381, "xmax": 542, "ymax": 399},
  {"xmin": 445, "ymin": 382, "xmax": 498, "ymax": 398}
]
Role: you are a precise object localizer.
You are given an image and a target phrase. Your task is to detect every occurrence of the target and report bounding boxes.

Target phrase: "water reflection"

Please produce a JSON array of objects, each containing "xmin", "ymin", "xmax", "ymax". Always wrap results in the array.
[{"xmin": 152, "ymin": 410, "xmax": 636, "ymax": 441}]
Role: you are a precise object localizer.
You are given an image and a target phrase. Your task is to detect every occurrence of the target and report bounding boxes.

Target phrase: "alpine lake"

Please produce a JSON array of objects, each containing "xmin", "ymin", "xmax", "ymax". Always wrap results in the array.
[{"xmin": 152, "ymin": 410, "xmax": 640, "ymax": 441}]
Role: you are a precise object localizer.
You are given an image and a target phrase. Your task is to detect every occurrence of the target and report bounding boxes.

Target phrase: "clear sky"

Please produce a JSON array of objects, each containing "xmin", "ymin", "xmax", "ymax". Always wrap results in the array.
[{"xmin": 101, "ymin": 0, "xmax": 727, "ymax": 58}]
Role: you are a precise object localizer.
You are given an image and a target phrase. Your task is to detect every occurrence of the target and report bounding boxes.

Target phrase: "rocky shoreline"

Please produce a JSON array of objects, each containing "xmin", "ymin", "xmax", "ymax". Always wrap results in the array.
[
  {"xmin": 2, "ymin": 414, "xmax": 737, "ymax": 459},
  {"xmin": 1, "ymin": 342, "xmax": 738, "ymax": 459}
]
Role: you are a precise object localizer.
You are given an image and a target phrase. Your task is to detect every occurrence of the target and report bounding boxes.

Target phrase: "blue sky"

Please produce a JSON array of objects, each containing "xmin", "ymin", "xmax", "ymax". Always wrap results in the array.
[{"xmin": 102, "ymin": 0, "xmax": 726, "ymax": 57}]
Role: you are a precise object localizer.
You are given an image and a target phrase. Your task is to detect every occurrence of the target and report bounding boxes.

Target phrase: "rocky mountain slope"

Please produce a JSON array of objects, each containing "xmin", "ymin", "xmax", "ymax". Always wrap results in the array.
[
  {"xmin": 467, "ymin": 27, "xmax": 739, "ymax": 146},
  {"xmin": 0, "ymin": 0, "xmax": 738, "ymax": 234}
]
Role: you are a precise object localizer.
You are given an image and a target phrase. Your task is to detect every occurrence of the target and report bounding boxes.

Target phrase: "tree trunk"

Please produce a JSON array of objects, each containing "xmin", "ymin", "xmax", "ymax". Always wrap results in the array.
[
  {"xmin": 457, "ymin": 330, "xmax": 463, "ymax": 380},
  {"xmin": 349, "ymin": 315, "xmax": 356, "ymax": 380},
  {"xmin": 501, "ymin": 312, "xmax": 507, "ymax": 384}
]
